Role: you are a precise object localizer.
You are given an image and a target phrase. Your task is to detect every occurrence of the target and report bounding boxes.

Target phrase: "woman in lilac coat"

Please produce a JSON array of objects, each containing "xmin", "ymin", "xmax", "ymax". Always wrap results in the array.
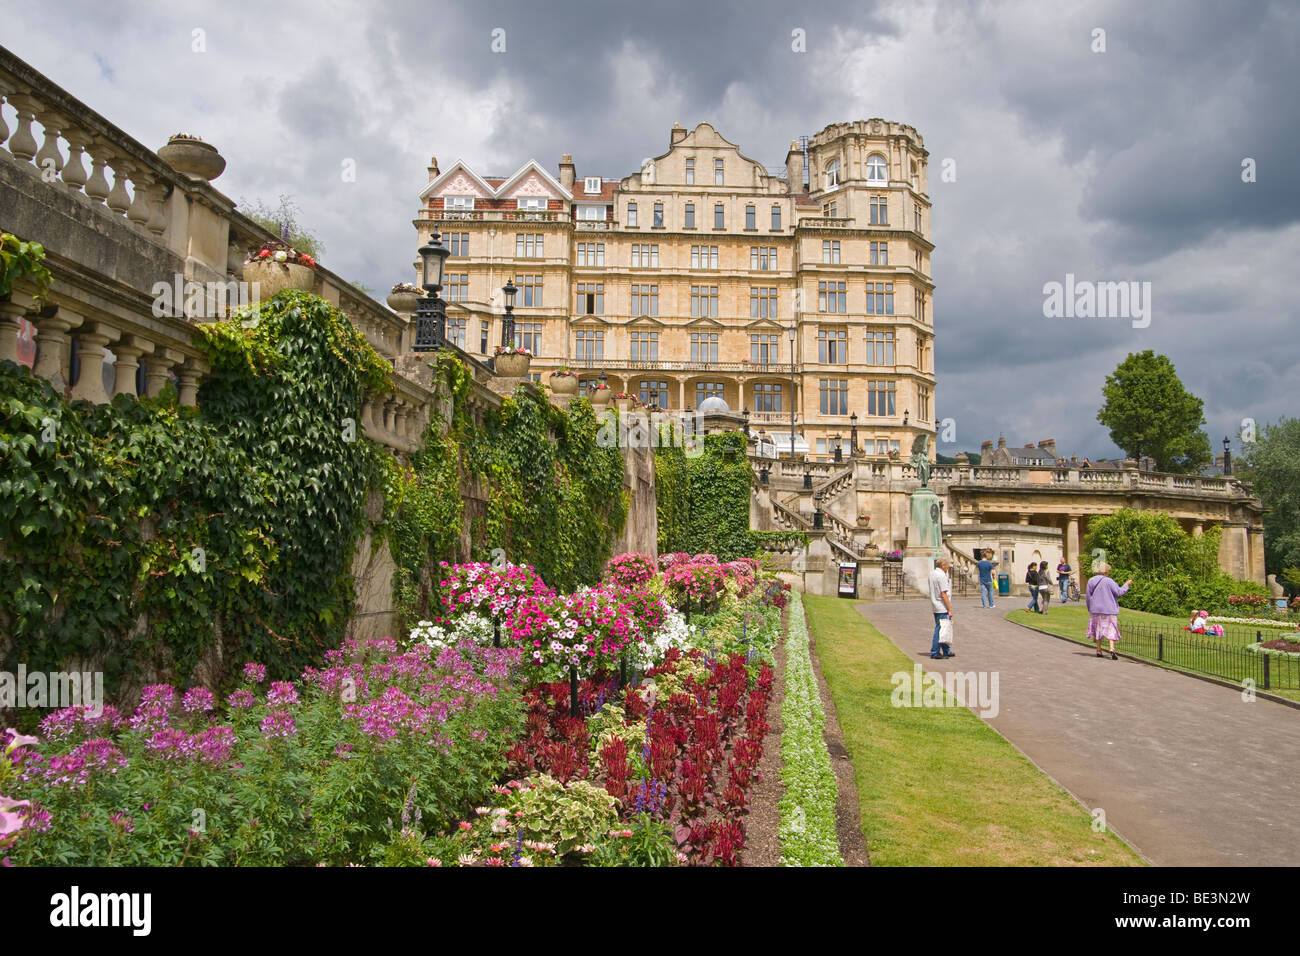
[{"xmin": 1085, "ymin": 561, "xmax": 1134, "ymax": 660}]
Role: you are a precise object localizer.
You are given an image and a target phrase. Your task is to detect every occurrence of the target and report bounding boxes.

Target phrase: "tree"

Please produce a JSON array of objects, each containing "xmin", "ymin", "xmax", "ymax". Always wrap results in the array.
[
  {"xmin": 1096, "ymin": 351, "xmax": 1211, "ymax": 472},
  {"xmin": 1238, "ymin": 416, "xmax": 1300, "ymax": 578},
  {"xmin": 238, "ymin": 194, "xmax": 325, "ymax": 260}
]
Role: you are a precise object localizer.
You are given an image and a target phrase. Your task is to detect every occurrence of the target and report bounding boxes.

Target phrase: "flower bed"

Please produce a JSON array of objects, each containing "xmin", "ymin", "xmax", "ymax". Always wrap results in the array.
[
  {"xmin": 778, "ymin": 592, "xmax": 843, "ymax": 866},
  {"xmin": 1, "ymin": 638, "xmax": 522, "ymax": 866},
  {"xmin": 4, "ymin": 552, "xmax": 791, "ymax": 867},
  {"xmin": 432, "ymin": 645, "xmax": 776, "ymax": 866}
]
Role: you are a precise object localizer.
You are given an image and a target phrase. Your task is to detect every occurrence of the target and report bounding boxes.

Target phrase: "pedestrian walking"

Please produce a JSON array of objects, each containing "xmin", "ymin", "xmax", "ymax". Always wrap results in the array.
[
  {"xmin": 977, "ymin": 549, "xmax": 997, "ymax": 609},
  {"xmin": 1085, "ymin": 560, "xmax": 1133, "ymax": 660},
  {"xmin": 928, "ymin": 558, "xmax": 954, "ymax": 659},
  {"xmin": 1025, "ymin": 562, "xmax": 1041, "ymax": 613},
  {"xmin": 1037, "ymin": 560, "xmax": 1053, "ymax": 612}
]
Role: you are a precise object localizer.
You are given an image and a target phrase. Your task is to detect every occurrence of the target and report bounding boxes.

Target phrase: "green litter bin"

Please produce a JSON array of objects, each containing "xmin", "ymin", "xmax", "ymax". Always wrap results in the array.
[{"xmin": 997, "ymin": 573, "xmax": 1010, "ymax": 596}]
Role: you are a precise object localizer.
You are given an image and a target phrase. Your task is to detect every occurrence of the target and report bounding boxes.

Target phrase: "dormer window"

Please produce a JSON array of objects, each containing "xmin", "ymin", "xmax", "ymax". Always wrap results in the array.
[
  {"xmin": 584, "ymin": 176, "xmax": 602, "ymax": 194},
  {"xmin": 517, "ymin": 197, "xmax": 546, "ymax": 211},
  {"xmin": 445, "ymin": 195, "xmax": 475, "ymax": 209}
]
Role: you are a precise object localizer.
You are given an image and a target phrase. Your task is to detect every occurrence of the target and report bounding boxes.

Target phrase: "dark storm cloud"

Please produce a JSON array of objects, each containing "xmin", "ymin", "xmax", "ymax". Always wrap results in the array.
[{"xmin": 2, "ymin": 0, "xmax": 1297, "ymax": 461}]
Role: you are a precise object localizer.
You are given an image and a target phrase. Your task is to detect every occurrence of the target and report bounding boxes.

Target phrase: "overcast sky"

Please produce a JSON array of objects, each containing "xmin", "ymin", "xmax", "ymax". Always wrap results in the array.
[{"xmin": 4, "ymin": 0, "xmax": 1297, "ymax": 460}]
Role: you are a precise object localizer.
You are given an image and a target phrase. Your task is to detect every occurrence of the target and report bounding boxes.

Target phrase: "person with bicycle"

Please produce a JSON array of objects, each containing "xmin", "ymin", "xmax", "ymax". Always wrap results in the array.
[{"xmin": 1057, "ymin": 558, "xmax": 1071, "ymax": 602}]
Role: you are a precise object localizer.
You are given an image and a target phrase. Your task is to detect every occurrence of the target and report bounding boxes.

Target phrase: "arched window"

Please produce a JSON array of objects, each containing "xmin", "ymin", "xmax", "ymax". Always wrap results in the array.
[
  {"xmin": 866, "ymin": 153, "xmax": 887, "ymax": 183},
  {"xmin": 826, "ymin": 159, "xmax": 840, "ymax": 188}
]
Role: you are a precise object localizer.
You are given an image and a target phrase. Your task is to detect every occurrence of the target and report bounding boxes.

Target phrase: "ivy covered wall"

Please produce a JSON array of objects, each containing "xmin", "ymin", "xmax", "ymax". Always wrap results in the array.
[
  {"xmin": 0, "ymin": 291, "xmax": 390, "ymax": 696},
  {"xmin": 386, "ymin": 355, "xmax": 629, "ymax": 630}
]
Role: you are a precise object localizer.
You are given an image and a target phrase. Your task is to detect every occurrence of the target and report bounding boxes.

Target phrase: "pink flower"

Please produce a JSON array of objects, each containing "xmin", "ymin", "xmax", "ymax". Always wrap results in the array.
[{"xmin": 242, "ymin": 663, "xmax": 267, "ymax": 684}]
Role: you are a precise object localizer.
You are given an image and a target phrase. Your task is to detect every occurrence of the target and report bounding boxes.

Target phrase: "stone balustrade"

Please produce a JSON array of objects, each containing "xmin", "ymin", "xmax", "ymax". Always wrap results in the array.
[{"xmin": 1, "ymin": 54, "xmax": 186, "ymax": 254}]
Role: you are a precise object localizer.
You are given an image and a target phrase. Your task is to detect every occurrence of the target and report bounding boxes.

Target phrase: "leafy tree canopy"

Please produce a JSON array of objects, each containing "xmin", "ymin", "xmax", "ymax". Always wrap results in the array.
[
  {"xmin": 1097, "ymin": 350, "xmax": 1210, "ymax": 473},
  {"xmin": 1237, "ymin": 416, "xmax": 1300, "ymax": 578}
]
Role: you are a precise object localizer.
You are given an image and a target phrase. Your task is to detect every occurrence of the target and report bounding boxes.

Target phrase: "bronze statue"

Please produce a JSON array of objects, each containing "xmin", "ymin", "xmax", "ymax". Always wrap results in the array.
[{"xmin": 909, "ymin": 434, "xmax": 932, "ymax": 488}]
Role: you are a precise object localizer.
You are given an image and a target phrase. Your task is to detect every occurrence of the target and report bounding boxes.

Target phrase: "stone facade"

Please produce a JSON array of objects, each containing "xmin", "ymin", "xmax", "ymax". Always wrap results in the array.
[{"xmin": 414, "ymin": 119, "xmax": 936, "ymax": 463}]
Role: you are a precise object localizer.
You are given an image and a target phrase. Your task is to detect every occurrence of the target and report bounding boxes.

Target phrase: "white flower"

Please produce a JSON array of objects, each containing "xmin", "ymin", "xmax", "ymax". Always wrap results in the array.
[{"xmin": 273, "ymin": 250, "xmax": 288, "ymax": 261}]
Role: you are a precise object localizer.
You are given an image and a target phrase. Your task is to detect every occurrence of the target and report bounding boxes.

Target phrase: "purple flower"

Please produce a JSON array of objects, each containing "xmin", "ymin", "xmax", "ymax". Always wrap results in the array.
[
  {"xmin": 145, "ymin": 728, "xmax": 192, "ymax": 759},
  {"xmin": 109, "ymin": 812, "xmax": 134, "ymax": 834},
  {"xmin": 226, "ymin": 690, "xmax": 256, "ymax": 710},
  {"xmin": 260, "ymin": 711, "xmax": 296, "ymax": 739},
  {"xmin": 139, "ymin": 684, "xmax": 177, "ymax": 708},
  {"xmin": 181, "ymin": 687, "xmax": 216, "ymax": 714},
  {"xmin": 192, "ymin": 726, "xmax": 236, "ymax": 765},
  {"xmin": 267, "ymin": 681, "xmax": 298, "ymax": 707},
  {"xmin": 242, "ymin": 663, "xmax": 267, "ymax": 684}
]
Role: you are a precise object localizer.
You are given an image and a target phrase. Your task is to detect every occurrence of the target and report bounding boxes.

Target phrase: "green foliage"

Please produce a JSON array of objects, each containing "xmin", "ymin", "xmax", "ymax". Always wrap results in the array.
[
  {"xmin": 1096, "ymin": 350, "xmax": 1210, "ymax": 472},
  {"xmin": 655, "ymin": 431, "xmax": 761, "ymax": 561},
  {"xmin": 0, "ymin": 291, "xmax": 392, "ymax": 698},
  {"xmin": 238, "ymin": 194, "xmax": 325, "ymax": 260},
  {"xmin": 589, "ymin": 813, "xmax": 679, "ymax": 867},
  {"xmin": 1, "ymin": 231, "xmax": 54, "ymax": 303},
  {"xmin": 1082, "ymin": 508, "xmax": 1266, "ymax": 615},
  {"xmin": 1238, "ymin": 417, "xmax": 1300, "ymax": 579},
  {"xmin": 8, "ymin": 643, "xmax": 521, "ymax": 866},
  {"xmin": 388, "ymin": 361, "xmax": 628, "ymax": 627}
]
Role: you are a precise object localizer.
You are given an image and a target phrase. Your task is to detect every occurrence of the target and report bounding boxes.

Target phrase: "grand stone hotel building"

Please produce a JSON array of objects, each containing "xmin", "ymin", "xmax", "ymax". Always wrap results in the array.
[{"xmin": 414, "ymin": 120, "xmax": 935, "ymax": 459}]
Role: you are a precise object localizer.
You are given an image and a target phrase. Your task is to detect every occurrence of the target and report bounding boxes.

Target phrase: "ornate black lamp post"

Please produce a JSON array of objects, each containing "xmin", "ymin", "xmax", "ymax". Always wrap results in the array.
[
  {"xmin": 850, "ymin": 411, "xmax": 858, "ymax": 456},
  {"xmin": 742, "ymin": 406, "xmax": 750, "ymax": 439},
  {"xmin": 414, "ymin": 231, "xmax": 450, "ymax": 352},
  {"xmin": 500, "ymin": 279, "xmax": 518, "ymax": 348},
  {"xmin": 787, "ymin": 321, "xmax": 797, "ymax": 461},
  {"xmin": 813, "ymin": 491, "xmax": 824, "ymax": 530},
  {"xmin": 1222, "ymin": 436, "xmax": 1232, "ymax": 476},
  {"xmin": 833, "ymin": 434, "xmax": 843, "ymax": 463}
]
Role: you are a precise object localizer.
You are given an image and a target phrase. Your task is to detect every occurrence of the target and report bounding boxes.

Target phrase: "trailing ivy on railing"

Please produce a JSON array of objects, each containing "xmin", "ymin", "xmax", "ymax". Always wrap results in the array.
[{"xmin": 0, "ymin": 291, "xmax": 392, "ymax": 710}]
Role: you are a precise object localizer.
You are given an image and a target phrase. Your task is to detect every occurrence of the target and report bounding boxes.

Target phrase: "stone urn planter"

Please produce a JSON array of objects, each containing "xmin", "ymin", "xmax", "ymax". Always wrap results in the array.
[
  {"xmin": 857, "ymin": 514, "xmax": 872, "ymax": 527},
  {"xmin": 614, "ymin": 396, "xmax": 634, "ymax": 413},
  {"xmin": 244, "ymin": 259, "xmax": 316, "ymax": 298},
  {"xmin": 549, "ymin": 372, "xmax": 579, "ymax": 395},
  {"xmin": 157, "ymin": 135, "xmax": 226, "ymax": 182},
  {"xmin": 386, "ymin": 290, "xmax": 422, "ymax": 313},
  {"xmin": 588, "ymin": 386, "xmax": 611, "ymax": 405},
  {"xmin": 495, "ymin": 352, "xmax": 531, "ymax": 377}
]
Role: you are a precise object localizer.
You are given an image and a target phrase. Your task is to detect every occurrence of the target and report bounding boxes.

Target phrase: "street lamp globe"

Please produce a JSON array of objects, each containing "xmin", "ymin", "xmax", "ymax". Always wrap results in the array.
[{"xmin": 418, "ymin": 231, "xmax": 449, "ymax": 293}]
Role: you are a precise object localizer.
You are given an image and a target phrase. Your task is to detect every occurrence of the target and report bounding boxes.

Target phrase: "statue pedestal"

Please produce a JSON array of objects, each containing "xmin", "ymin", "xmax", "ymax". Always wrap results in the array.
[{"xmin": 903, "ymin": 487, "xmax": 943, "ymax": 592}]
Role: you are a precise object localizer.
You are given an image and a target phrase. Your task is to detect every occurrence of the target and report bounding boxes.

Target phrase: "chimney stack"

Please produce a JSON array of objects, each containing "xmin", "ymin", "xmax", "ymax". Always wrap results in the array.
[
  {"xmin": 427, "ymin": 155, "xmax": 440, "ymax": 181},
  {"xmin": 558, "ymin": 153, "xmax": 575, "ymax": 192},
  {"xmin": 670, "ymin": 123, "xmax": 687, "ymax": 146},
  {"xmin": 980, "ymin": 439, "xmax": 993, "ymax": 456},
  {"xmin": 1038, "ymin": 438, "xmax": 1057, "ymax": 457},
  {"xmin": 997, "ymin": 436, "xmax": 1007, "ymax": 450},
  {"xmin": 786, "ymin": 140, "xmax": 804, "ymax": 191}
]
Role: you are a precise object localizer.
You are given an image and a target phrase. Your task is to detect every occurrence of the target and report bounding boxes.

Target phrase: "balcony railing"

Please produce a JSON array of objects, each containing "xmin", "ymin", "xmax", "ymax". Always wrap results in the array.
[
  {"xmin": 575, "ymin": 358, "xmax": 797, "ymax": 374},
  {"xmin": 798, "ymin": 217, "xmax": 855, "ymax": 229},
  {"xmin": 575, "ymin": 220, "xmax": 615, "ymax": 230}
]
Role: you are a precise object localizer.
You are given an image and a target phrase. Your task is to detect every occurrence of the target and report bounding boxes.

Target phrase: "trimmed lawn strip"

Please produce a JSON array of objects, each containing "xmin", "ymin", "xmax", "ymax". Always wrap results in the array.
[
  {"xmin": 1006, "ymin": 607, "xmax": 1300, "ymax": 702},
  {"xmin": 805, "ymin": 595, "xmax": 1142, "ymax": 867},
  {"xmin": 777, "ymin": 592, "xmax": 844, "ymax": 866}
]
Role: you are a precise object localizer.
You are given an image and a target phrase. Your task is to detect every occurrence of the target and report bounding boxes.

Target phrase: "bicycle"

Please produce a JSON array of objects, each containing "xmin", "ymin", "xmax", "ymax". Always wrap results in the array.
[{"xmin": 1066, "ymin": 576, "xmax": 1081, "ymax": 602}]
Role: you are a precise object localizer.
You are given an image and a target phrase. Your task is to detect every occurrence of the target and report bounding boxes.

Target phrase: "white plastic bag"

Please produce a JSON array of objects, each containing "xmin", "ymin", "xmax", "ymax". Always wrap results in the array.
[{"xmin": 938, "ymin": 618, "xmax": 954, "ymax": 644}]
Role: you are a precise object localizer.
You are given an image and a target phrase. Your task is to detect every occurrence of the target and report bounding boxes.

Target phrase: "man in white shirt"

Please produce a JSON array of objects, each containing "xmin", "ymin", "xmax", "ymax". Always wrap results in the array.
[{"xmin": 928, "ymin": 558, "xmax": 954, "ymax": 659}]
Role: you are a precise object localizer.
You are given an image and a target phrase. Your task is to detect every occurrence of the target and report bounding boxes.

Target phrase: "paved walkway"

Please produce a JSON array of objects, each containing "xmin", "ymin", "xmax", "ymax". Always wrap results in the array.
[{"xmin": 855, "ymin": 596, "xmax": 1300, "ymax": 866}]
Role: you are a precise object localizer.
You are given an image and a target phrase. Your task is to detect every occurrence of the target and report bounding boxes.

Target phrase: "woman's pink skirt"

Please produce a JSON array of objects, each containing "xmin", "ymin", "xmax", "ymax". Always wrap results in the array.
[{"xmin": 1087, "ymin": 613, "xmax": 1122, "ymax": 643}]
